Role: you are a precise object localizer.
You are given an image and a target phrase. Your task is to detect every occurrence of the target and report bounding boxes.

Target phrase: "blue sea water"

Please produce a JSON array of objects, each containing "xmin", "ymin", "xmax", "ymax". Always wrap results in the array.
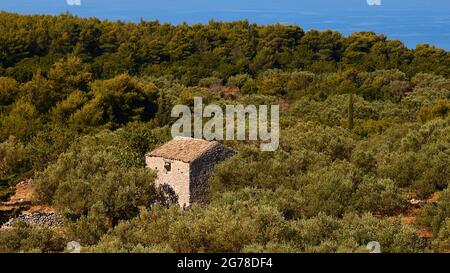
[{"xmin": 0, "ymin": 0, "xmax": 449, "ymax": 50}]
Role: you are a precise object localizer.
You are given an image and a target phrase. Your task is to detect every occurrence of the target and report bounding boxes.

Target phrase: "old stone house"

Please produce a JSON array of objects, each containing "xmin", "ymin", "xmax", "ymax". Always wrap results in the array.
[{"xmin": 145, "ymin": 137, "xmax": 235, "ymax": 208}]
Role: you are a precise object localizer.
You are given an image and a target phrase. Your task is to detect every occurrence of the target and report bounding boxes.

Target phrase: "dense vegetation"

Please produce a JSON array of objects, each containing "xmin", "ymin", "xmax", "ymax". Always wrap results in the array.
[{"xmin": 0, "ymin": 12, "xmax": 449, "ymax": 253}]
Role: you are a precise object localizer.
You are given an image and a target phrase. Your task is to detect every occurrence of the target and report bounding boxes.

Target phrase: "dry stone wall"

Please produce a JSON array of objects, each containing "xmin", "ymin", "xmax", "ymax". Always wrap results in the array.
[
  {"xmin": 1, "ymin": 212, "xmax": 64, "ymax": 228},
  {"xmin": 189, "ymin": 145, "xmax": 235, "ymax": 205}
]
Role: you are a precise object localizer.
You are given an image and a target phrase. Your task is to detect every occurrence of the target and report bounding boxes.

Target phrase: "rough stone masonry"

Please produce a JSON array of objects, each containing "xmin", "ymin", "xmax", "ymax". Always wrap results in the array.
[{"xmin": 2, "ymin": 212, "xmax": 64, "ymax": 228}]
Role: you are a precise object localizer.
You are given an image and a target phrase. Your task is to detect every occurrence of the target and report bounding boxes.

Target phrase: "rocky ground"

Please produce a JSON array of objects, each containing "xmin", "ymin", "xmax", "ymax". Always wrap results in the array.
[
  {"xmin": 0, "ymin": 179, "xmax": 64, "ymax": 229},
  {"xmin": 0, "ymin": 178, "xmax": 33, "ymax": 211}
]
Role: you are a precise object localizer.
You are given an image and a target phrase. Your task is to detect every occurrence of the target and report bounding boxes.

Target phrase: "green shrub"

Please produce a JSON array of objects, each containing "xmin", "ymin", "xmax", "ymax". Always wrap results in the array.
[
  {"xmin": 431, "ymin": 219, "xmax": 450, "ymax": 253},
  {"xmin": 0, "ymin": 136, "xmax": 31, "ymax": 180},
  {"xmin": 0, "ymin": 221, "xmax": 66, "ymax": 253},
  {"xmin": 417, "ymin": 188, "xmax": 450, "ymax": 236},
  {"xmin": 33, "ymin": 131, "xmax": 159, "ymax": 244}
]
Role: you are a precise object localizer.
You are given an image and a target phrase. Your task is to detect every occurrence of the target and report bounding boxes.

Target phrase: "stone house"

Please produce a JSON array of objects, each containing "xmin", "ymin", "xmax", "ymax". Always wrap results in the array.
[{"xmin": 145, "ymin": 137, "xmax": 235, "ymax": 208}]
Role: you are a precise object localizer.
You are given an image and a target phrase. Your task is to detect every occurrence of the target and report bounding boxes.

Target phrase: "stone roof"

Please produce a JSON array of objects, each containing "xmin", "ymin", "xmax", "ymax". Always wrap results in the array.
[{"xmin": 147, "ymin": 137, "xmax": 220, "ymax": 163}]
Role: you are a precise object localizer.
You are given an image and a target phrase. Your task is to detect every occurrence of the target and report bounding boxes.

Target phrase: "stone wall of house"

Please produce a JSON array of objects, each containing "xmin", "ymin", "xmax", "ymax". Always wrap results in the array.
[
  {"xmin": 145, "ymin": 156, "xmax": 190, "ymax": 208},
  {"xmin": 189, "ymin": 145, "xmax": 235, "ymax": 205}
]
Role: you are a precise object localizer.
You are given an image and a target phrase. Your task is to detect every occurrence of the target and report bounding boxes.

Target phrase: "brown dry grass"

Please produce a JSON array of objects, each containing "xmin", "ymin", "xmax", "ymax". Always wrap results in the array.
[
  {"xmin": 0, "ymin": 180, "xmax": 56, "ymax": 214},
  {"xmin": 399, "ymin": 191, "xmax": 444, "ymax": 239}
]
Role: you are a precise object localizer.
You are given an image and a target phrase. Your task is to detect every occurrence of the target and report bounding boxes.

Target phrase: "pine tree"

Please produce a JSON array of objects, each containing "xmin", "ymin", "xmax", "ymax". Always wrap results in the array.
[
  {"xmin": 155, "ymin": 90, "xmax": 171, "ymax": 126},
  {"xmin": 348, "ymin": 93, "xmax": 354, "ymax": 131}
]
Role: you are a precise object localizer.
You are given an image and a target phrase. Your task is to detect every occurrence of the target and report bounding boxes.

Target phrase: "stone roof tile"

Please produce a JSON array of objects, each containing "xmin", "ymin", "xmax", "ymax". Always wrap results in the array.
[{"xmin": 147, "ymin": 137, "xmax": 220, "ymax": 163}]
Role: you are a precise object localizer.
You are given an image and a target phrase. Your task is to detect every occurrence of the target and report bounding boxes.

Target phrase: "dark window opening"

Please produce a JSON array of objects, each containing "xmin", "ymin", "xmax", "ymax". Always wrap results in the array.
[{"xmin": 164, "ymin": 162, "xmax": 172, "ymax": 172}]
